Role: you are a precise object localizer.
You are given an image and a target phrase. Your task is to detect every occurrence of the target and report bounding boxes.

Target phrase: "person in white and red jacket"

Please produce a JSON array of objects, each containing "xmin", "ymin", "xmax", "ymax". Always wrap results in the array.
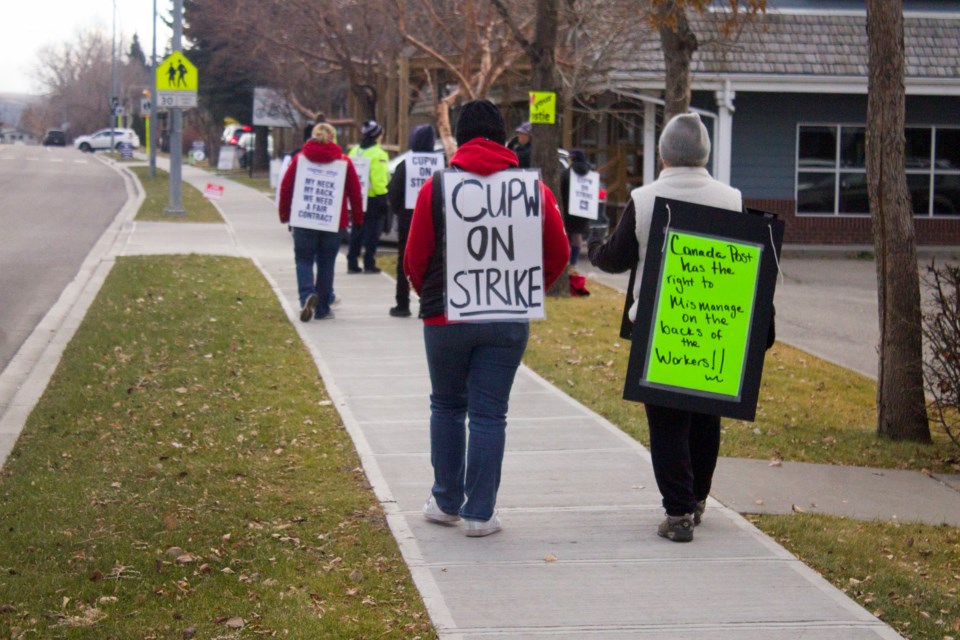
[
  {"xmin": 404, "ymin": 99, "xmax": 569, "ymax": 537},
  {"xmin": 278, "ymin": 122, "xmax": 364, "ymax": 321}
]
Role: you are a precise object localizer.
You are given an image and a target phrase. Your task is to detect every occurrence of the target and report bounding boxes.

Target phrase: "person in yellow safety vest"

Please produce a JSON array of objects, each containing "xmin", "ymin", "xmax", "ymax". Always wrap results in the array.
[{"xmin": 347, "ymin": 120, "xmax": 390, "ymax": 273}]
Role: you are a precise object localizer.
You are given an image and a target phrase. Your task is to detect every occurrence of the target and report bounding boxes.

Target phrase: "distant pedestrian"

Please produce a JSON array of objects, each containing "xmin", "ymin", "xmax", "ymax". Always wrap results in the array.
[
  {"xmin": 387, "ymin": 124, "xmax": 441, "ymax": 318},
  {"xmin": 302, "ymin": 112, "xmax": 326, "ymax": 149},
  {"xmin": 278, "ymin": 123, "xmax": 364, "ymax": 321},
  {"xmin": 404, "ymin": 100, "xmax": 569, "ymax": 537},
  {"xmin": 560, "ymin": 149, "xmax": 594, "ymax": 267},
  {"xmin": 588, "ymin": 113, "xmax": 743, "ymax": 542},
  {"xmin": 508, "ymin": 121, "xmax": 532, "ymax": 168},
  {"xmin": 347, "ymin": 120, "xmax": 390, "ymax": 274}
]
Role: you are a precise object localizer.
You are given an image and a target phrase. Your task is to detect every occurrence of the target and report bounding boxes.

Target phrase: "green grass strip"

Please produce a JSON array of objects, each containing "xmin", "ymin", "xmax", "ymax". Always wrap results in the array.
[
  {"xmin": 0, "ymin": 256, "xmax": 436, "ymax": 639},
  {"xmin": 753, "ymin": 514, "xmax": 960, "ymax": 638},
  {"xmin": 130, "ymin": 167, "xmax": 224, "ymax": 223}
]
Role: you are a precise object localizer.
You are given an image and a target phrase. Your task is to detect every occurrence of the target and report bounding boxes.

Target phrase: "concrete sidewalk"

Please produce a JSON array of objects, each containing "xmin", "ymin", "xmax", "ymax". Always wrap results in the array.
[
  {"xmin": 576, "ymin": 261, "xmax": 960, "ymax": 525},
  {"xmin": 0, "ymin": 158, "xmax": 908, "ymax": 638}
]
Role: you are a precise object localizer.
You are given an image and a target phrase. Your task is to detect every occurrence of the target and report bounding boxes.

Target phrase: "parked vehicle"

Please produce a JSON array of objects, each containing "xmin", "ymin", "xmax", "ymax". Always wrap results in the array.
[
  {"xmin": 221, "ymin": 124, "xmax": 249, "ymax": 146},
  {"xmin": 236, "ymin": 132, "xmax": 274, "ymax": 168},
  {"xmin": 73, "ymin": 128, "xmax": 140, "ymax": 152},
  {"xmin": 42, "ymin": 129, "xmax": 67, "ymax": 146}
]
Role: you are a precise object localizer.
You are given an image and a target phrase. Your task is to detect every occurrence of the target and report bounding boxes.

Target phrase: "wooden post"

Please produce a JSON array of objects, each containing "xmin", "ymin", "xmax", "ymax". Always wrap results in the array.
[
  {"xmin": 397, "ymin": 56, "xmax": 410, "ymax": 151},
  {"xmin": 385, "ymin": 62, "xmax": 398, "ymax": 148}
]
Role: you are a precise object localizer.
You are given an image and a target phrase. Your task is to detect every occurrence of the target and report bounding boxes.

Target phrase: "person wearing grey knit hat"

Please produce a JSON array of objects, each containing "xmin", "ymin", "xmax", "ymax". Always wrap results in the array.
[
  {"xmin": 507, "ymin": 121, "xmax": 533, "ymax": 168},
  {"xmin": 659, "ymin": 112, "xmax": 711, "ymax": 168},
  {"xmin": 587, "ymin": 110, "xmax": 745, "ymax": 543}
]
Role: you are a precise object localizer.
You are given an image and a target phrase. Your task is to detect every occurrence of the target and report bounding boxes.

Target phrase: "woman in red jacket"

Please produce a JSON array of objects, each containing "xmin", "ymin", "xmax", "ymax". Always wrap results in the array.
[
  {"xmin": 278, "ymin": 123, "xmax": 364, "ymax": 321},
  {"xmin": 404, "ymin": 100, "xmax": 569, "ymax": 537}
]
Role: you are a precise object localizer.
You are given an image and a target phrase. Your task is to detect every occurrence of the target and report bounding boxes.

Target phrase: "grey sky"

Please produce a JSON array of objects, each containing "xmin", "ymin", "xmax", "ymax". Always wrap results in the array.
[{"xmin": 1, "ymin": 0, "xmax": 171, "ymax": 95}]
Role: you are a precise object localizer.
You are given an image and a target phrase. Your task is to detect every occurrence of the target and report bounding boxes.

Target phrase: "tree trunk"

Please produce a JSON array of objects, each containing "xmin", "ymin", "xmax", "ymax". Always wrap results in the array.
[
  {"xmin": 865, "ymin": 0, "xmax": 931, "ymax": 442},
  {"xmin": 658, "ymin": 1, "xmax": 698, "ymax": 124},
  {"xmin": 530, "ymin": 0, "xmax": 562, "ymax": 198},
  {"xmin": 437, "ymin": 93, "xmax": 459, "ymax": 161},
  {"xmin": 529, "ymin": 0, "xmax": 568, "ymax": 297}
]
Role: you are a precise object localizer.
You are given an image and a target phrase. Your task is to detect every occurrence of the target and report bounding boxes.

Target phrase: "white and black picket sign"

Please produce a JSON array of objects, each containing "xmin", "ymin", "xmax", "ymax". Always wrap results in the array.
[
  {"xmin": 405, "ymin": 152, "xmax": 444, "ymax": 209},
  {"xmin": 289, "ymin": 159, "xmax": 347, "ymax": 233},
  {"xmin": 441, "ymin": 169, "xmax": 545, "ymax": 321},
  {"xmin": 568, "ymin": 170, "xmax": 600, "ymax": 220}
]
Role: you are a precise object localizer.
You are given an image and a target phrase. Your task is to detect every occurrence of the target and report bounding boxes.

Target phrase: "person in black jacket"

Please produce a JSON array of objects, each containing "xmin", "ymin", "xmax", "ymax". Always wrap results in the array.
[
  {"xmin": 559, "ymin": 149, "xmax": 593, "ymax": 267},
  {"xmin": 507, "ymin": 122, "xmax": 532, "ymax": 169},
  {"xmin": 387, "ymin": 124, "xmax": 437, "ymax": 317}
]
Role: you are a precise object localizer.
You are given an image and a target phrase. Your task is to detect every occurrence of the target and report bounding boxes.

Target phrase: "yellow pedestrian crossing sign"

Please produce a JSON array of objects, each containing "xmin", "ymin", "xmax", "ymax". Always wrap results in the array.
[
  {"xmin": 157, "ymin": 52, "xmax": 198, "ymax": 91},
  {"xmin": 157, "ymin": 52, "xmax": 198, "ymax": 109}
]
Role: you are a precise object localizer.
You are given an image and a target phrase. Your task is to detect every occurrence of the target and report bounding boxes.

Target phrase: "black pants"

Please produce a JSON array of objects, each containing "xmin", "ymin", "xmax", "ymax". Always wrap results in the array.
[
  {"xmin": 395, "ymin": 209, "xmax": 412, "ymax": 309},
  {"xmin": 348, "ymin": 194, "xmax": 387, "ymax": 270},
  {"xmin": 644, "ymin": 404, "xmax": 721, "ymax": 516}
]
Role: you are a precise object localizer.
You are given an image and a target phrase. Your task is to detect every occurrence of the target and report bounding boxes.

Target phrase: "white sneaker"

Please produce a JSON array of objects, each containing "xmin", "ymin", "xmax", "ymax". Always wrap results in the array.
[
  {"xmin": 464, "ymin": 513, "xmax": 501, "ymax": 537},
  {"xmin": 423, "ymin": 496, "xmax": 460, "ymax": 524}
]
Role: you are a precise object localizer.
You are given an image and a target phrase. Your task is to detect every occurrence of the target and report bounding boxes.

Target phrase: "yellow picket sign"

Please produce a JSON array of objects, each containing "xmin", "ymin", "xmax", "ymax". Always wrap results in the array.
[{"xmin": 529, "ymin": 91, "xmax": 556, "ymax": 125}]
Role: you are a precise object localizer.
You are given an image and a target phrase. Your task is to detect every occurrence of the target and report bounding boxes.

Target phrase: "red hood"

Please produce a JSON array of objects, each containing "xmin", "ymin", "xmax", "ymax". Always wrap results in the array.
[
  {"xmin": 300, "ymin": 139, "xmax": 344, "ymax": 164},
  {"xmin": 450, "ymin": 138, "xmax": 518, "ymax": 176}
]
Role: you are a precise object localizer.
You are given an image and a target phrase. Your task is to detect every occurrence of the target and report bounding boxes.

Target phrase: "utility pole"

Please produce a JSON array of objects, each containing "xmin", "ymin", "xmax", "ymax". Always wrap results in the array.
[
  {"xmin": 165, "ymin": 0, "xmax": 186, "ymax": 215},
  {"xmin": 149, "ymin": 0, "xmax": 158, "ymax": 178},
  {"xmin": 110, "ymin": 0, "xmax": 117, "ymax": 152}
]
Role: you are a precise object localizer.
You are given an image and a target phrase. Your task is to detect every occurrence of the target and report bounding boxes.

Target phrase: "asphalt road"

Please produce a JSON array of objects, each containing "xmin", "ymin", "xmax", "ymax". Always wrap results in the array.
[{"xmin": 0, "ymin": 144, "xmax": 126, "ymax": 372}]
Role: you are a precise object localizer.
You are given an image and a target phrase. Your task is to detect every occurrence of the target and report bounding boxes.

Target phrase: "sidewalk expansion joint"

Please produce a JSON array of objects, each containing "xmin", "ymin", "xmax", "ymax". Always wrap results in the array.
[
  {"xmin": 409, "ymin": 556, "xmax": 795, "ymax": 570},
  {"xmin": 449, "ymin": 620, "xmax": 893, "ymax": 636}
]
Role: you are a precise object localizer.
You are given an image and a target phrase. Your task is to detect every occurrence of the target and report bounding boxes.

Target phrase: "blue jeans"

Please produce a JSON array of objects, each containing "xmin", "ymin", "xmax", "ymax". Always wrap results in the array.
[
  {"xmin": 424, "ymin": 322, "xmax": 529, "ymax": 521},
  {"xmin": 293, "ymin": 227, "xmax": 341, "ymax": 317}
]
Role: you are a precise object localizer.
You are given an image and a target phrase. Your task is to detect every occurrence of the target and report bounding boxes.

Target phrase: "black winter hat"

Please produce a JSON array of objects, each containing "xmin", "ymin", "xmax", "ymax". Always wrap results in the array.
[
  {"xmin": 360, "ymin": 120, "xmax": 383, "ymax": 148},
  {"xmin": 409, "ymin": 124, "xmax": 436, "ymax": 152},
  {"xmin": 455, "ymin": 100, "xmax": 506, "ymax": 146},
  {"xmin": 361, "ymin": 120, "xmax": 383, "ymax": 139}
]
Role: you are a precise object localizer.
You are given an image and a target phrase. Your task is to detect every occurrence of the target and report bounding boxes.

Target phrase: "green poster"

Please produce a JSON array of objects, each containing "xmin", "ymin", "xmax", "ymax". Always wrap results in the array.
[{"xmin": 643, "ymin": 230, "xmax": 762, "ymax": 398}]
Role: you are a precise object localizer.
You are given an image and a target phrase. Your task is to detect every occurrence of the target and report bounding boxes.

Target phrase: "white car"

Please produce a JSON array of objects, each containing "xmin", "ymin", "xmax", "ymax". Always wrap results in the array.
[
  {"xmin": 74, "ymin": 128, "xmax": 141, "ymax": 152},
  {"xmin": 236, "ymin": 132, "xmax": 274, "ymax": 168}
]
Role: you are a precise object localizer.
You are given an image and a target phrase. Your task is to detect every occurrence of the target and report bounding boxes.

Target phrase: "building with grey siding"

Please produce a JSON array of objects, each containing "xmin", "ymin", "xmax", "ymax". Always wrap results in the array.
[{"xmin": 583, "ymin": 0, "xmax": 960, "ymax": 245}]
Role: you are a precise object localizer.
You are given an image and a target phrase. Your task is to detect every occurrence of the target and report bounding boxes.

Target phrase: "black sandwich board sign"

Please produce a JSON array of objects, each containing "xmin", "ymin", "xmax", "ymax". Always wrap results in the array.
[{"xmin": 624, "ymin": 196, "xmax": 784, "ymax": 421}]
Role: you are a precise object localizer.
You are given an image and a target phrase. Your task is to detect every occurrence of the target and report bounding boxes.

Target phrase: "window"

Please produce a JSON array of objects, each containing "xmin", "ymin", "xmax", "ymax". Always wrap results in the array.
[{"xmin": 796, "ymin": 125, "xmax": 960, "ymax": 216}]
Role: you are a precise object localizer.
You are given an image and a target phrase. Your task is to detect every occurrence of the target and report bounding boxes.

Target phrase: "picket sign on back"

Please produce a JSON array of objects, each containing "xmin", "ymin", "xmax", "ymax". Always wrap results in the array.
[
  {"xmin": 405, "ymin": 152, "xmax": 445, "ymax": 209},
  {"xmin": 274, "ymin": 154, "xmax": 292, "ymax": 203},
  {"xmin": 568, "ymin": 170, "xmax": 600, "ymax": 220},
  {"xmin": 441, "ymin": 168, "xmax": 545, "ymax": 321},
  {"xmin": 351, "ymin": 155, "xmax": 371, "ymax": 211},
  {"xmin": 289, "ymin": 158, "xmax": 347, "ymax": 233}
]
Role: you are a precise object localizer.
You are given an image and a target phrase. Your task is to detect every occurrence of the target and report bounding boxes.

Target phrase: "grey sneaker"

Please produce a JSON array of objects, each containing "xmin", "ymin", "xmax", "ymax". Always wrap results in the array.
[
  {"xmin": 657, "ymin": 514, "xmax": 695, "ymax": 542},
  {"xmin": 464, "ymin": 513, "xmax": 501, "ymax": 537},
  {"xmin": 299, "ymin": 293, "xmax": 319, "ymax": 322},
  {"xmin": 423, "ymin": 496, "xmax": 460, "ymax": 524},
  {"xmin": 694, "ymin": 500, "xmax": 706, "ymax": 526}
]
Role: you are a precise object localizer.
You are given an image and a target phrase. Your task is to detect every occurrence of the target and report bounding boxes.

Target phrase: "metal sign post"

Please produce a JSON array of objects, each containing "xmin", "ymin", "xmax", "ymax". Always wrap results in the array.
[{"xmin": 159, "ymin": 0, "xmax": 197, "ymax": 216}]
